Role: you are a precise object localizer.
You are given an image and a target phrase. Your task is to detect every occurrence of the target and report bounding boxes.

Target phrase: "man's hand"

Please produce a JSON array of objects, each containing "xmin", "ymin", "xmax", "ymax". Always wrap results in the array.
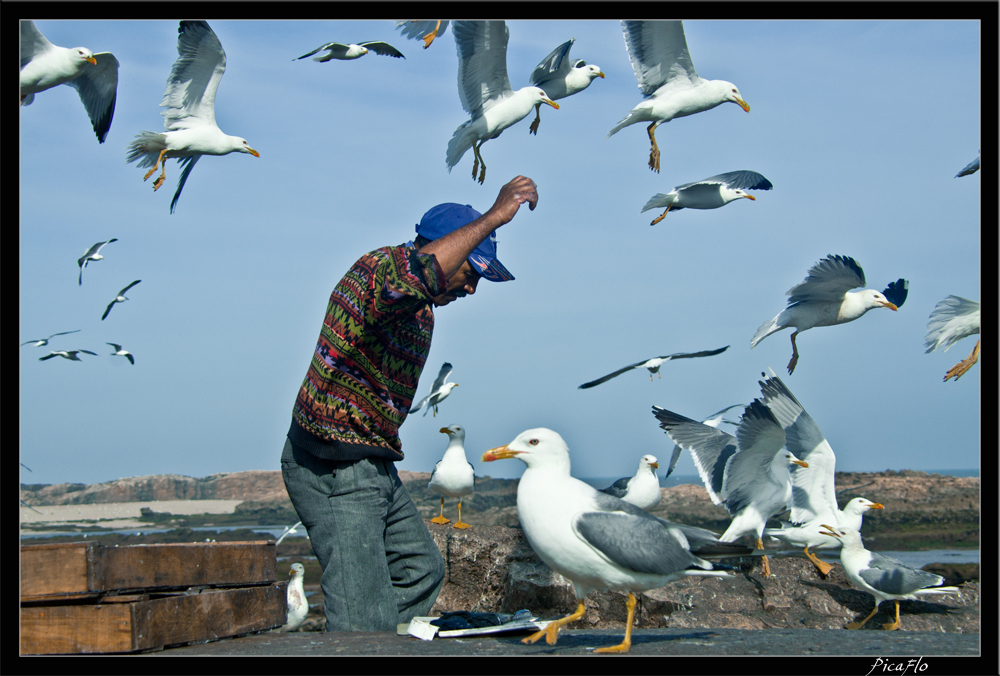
[{"xmin": 486, "ymin": 175, "xmax": 538, "ymax": 226}]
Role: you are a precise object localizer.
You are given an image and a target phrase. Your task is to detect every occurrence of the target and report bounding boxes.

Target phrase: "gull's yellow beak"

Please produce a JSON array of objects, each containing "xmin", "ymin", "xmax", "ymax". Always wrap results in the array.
[
  {"xmin": 792, "ymin": 459, "xmax": 809, "ymax": 468},
  {"xmin": 482, "ymin": 444, "xmax": 523, "ymax": 462},
  {"xmin": 544, "ymin": 98, "xmax": 559, "ymax": 110},
  {"xmin": 248, "ymin": 148, "xmax": 260, "ymax": 158},
  {"xmin": 870, "ymin": 503, "xmax": 884, "ymax": 510},
  {"xmin": 439, "ymin": 427, "xmax": 450, "ymax": 434},
  {"xmin": 819, "ymin": 524, "xmax": 839, "ymax": 538},
  {"xmin": 736, "ymin": 97, "xmax": 750, "ymax": 113},
  {"xmin": 597, "ymin": 71, "xmax": 606, "ymax": 78},
  {"xmin": 86, "ymin": 56, "xmax": 98, "ymax": 65},
  {"xmin": 650, "ymin": 462, "xmax": 659, "ymax": 469},
  {"xmin": 744, "ymin": 194, "xmax": 756, "ymax": 201},
  {"xmin": 881, "ymin": 301, "xmax": 898, "ymax": 311}
]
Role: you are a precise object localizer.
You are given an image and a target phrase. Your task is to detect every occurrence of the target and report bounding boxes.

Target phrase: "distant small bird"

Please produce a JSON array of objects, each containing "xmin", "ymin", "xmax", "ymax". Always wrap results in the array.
[
  {"xmin": 820, "ymin": 525, "xmax": 960, "ymax": 631},
  {"xmin": 641, "ymin": 170, "xmax": 772, "ymax": 225},
  {"xmin": 107, "ymin": 342, "xmax": 134, "ymax": 365},
  {"xmin": 102, "ymin": 280, "xmax": 141, "ymax": 321},
  {"xmin": 295, "ymin": 40, "xmax": 404, "ymax": 61},
  {"xmin": 39, "ymin": 349, "xmax": 97, "ymax": 362},
  {"xmin": 428, "ymin": 424, "xmax": 476, "ymax": 528},
  {"xmin": 395, "ymin": 20, "xmax": 450, "ymax": 49},
  {"xmin": 527, "ymin": 38, "xmax": 604, "ymax": 135},
  {"xmin": 955, "ymin": 151, "xmax": 979, "ymax": 177},
  {"xmin": 280, "ymin": 563, "xmax": 309, "ymax": 632},
  {"xmin": 599, "ymin": 454, "xmax": 661, "ymax": 511},
  {"xmin": 751, "ymin": 255, "xmax": 908, "ymax": 374},
  {"xmin": 21, "ymin": 329, "xmax": 81, "ymax": 347},
  {"xmin": 77, "ymin": 238, "xmax": 117, "ymax": 285},
  {"xmin": 925, "ymin": 295, "xmax": 980, "ymax": 382},
  {"xmin": 20, "ymin": 20, "xmax": 119, "ymax": 143},
  {"xmin": 409, "ymin": 362, "xmax": 458, "ymax": 417},
  {"xmin": 275, "ymin": 521, "xmax": 303, "ymax": 547},
  {"xmin": 578, "ymin": 346, "xmax": 729, "ymax": 389}
]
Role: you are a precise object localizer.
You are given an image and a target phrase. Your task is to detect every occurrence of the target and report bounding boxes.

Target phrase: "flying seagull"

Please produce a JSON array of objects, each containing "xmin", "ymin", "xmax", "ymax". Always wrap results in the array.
[
  {"xmin": 446, "ymin": 21, "xmax": 559, "ymax": 184},
  {"xmin": 126, "ymin": 21, "xmax": 259, "ymax": 214},
  {"xmin": 751, "ymin": 254, "xmax": 908, "ymax": 374},
  {"xmin": 428, "ymin": 425, "xmax": 476, "ymax": 528},
  {"xmin": 107, "ymin": 342, "xmax": 134, "ymax": 365},
  {"xmin": 77, "ymin": 238, "xmax": 117, "ymax": 285},
  {"xmin": 598, "ymin": 454, "xmax": 661, "ymax": 511},
  {"xmin": 526, "ymin": 38, "xmax": 604, "ymax": 135},
  {"xmin": 579, "ymin": 345, "xmax": 729, "ymax": 389},
  {"xmin": 22, "ymin": 329, "xmax": 81, "ymax": 348},
  {"xmin": 608, "ymin": 20, "xmax": 750, "ymax": 173},
  {"xmin": 295, "ymin": 41, "xmax": 404, "ymax": 61},
  {"xmin": 925, "ymin": 295, "xmax": 980, "ymax": 382},
  {"xmin": 101, "ymin": 280, "xmax": 141, "ymax": 321},
  {"xmin": 395, "ymin": 20, "xmax": 450, "ymax": 49},
  {"xmin": 275, "ymin": 521, "xmax": 303, "ymax": 547},
  {"xmin": 409, "ymin": 362, "xmax": 458, "ymax": 417},
  {"xmin": 641, "ymin": 170, "xmax": 772, "ymax": 225},
  {"xmin": 20, "ymin": 20, "xmax": 119, "ymax": 143},
  {"xmin": 39, "ymin": 349, "xmax": 97, "ymax": 362}
]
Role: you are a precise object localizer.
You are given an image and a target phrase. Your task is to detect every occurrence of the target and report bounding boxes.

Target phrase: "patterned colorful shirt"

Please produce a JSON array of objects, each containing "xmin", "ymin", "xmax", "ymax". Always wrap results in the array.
[{"xmin": 289, "ymin": 244, "xmax": 446, "ymax": 461}]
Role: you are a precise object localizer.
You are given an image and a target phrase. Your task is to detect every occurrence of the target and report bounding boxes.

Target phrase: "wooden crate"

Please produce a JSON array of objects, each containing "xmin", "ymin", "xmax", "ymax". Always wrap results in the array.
[{"xmin": 20, "ymin": 541, "xmax": 288, "ymax": 654}]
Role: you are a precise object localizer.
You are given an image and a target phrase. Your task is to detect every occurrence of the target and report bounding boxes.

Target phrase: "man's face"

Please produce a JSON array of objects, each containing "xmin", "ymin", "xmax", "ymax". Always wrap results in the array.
[{"xmin": 431, "ymin": 260, "xmax": 482, "ymax": 307}]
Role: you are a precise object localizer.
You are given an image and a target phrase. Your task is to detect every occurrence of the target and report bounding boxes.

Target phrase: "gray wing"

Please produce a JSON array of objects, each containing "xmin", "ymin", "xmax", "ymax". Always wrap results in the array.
[
  {"xmin": 860, "ymin": 553, "xmax": 945, "ymax": 595},
  {"xmin": 452, "ymin": 20, "xmax": 512, "ymax": 118},
  {"xmin": 409, "ymin": 392, "xmax": 431, "ymax": 414},
  {"xmin": 925, "ymin": 296, "xmax": 980, "ymax": 353},
  {"xmin": 529, "ymin": 38, "xmax": 574, "ymax": 85},
  {"xmin": 295, "ymin": 42, "xmax": 348, "ymax": 60},
  {"xmin": 164, "ymin": 21, "xmax": 226, "ymax": 130},
  {"xmin": 574, "ymin": 511, "xmax": 704, "ymax": 576},
  {"xmin": 67, "ymin": 51, "xmax": 118, "ymax": 143},
  {"xmin": 787, "ymin": 254, "xmax": 866, "ymax": 306},
  {"xmin": 431, "ymin": 362, "xmax": 453, "ymax": 391},
  {"xmin": 719, "ymin": 401, "xmax": 787, "ymax": 516},
  {"xmin": 652, "ymin": 405, "xmax": 738, "ymax": 506},
  {"xmin": 79, "ymin": 350, "xmax": 98, "ymax": 356},
  {"xmin": 120, "ymin": 279, "xmax": 142, "ymax": 294},
  {"xmin": 598, "ymin": 476, "xmax": 631, "ymax": 498},
  {"xmin": 657, "ymin": 518, "xmax": 754, "ymax": 558},
  {"xmin": 621, "ymin": 20, "xmax": 700, "ymax": 97},
  {"xmin": 664, "ymin": 403, "xmax": 743, "ymax": 478},
  {"xmin": 49, "ymin": 330, "xmax": 82, "ymax": 338},
  {"xmin": 676, "ymin": 170, "xmax": 773, "ymax": 192},
  {"xmin": 395, "ymin": 20, "xmax": 450, "ymax": 42},
  {"xmin": 578, "ymin": 361, "xmax": 645, "ymax": 389},
  {"xmin": 955, "ymin": 153, "xmax": 979, "ymax": 177},
  {"xmin": 20, "ymin": 20, "xmax": 53, "ymax": 69},
  {"xmin": 882, "ymin": 279, "xmax": 908, "ymax": 309},
  {"xmin": 656, "ymin": 345, "xmax": 729, "ymax": 361},
  {"xmin": 170, "ymin": 155, "xmax": 200, "ymax": 214},
  {"xmin": 359, "ymin": 41, "xmax": 405, "ymax": 58}
]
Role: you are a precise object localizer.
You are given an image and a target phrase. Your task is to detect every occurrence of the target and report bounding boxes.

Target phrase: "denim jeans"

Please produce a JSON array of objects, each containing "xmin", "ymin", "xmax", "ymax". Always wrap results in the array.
[{"xmin": 280, "ymin": 437, "xmax": 445, "ymax": 631}]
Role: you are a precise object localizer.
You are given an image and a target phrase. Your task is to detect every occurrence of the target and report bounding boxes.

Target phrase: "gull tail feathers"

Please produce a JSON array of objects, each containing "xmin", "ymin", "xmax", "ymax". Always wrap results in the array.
[
  {"xmin": 751, "ymin": 314, "xmax": 783, "ymax": 349},
  {"xmin": 446, "ymin": 122, "xmax": 474, "ymax": 171},
  {"xmin": 126, "ymin": 131, "xmax": 165, "ymax": 168}
]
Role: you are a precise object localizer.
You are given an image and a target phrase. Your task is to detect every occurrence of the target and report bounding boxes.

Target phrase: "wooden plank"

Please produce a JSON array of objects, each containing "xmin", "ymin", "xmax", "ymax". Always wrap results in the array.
[
  {"xmin": 20, "ymin": 541, "xmax": 93, "ymax": 597},
  {"xmin": 20, "ymin": 582, "xmax": 287, "ymax": 654}
]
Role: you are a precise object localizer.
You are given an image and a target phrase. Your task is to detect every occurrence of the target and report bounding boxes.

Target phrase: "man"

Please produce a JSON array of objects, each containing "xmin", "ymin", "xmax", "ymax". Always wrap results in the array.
[{"xmin": 280, "ymin": 175, "xmax": 538, "ymax": 631}]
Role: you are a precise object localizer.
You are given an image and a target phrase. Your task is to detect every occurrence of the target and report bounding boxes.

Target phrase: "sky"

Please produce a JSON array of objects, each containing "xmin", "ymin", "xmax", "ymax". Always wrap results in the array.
[{"xmin": 19, "ymin": 17, "xmax": 983, "ymax": 488}]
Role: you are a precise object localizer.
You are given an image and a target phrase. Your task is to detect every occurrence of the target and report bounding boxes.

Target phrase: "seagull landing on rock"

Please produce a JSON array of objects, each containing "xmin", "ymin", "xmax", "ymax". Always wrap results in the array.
[
  {"xmin": 77, "ymin": 238, "xmax": 117, "ymax": 285},
  {"xmin": 409, "ymin": 362, "xmax": 458, "ymax": 417},
  {"xmin": 107, "ymin": 342, "xmax": 134, "ymax": 365},
  {"xmin": 608, "ymin": 20, "xmax": 750, "ymax": 173},
  {"xmin": 428, "ymin": 425, "xmax": 476, "ymax": 528},
  {"xmin": 20, "ymin": 20, "xmax": 119, "ymax": 143},
  {"xmin": 126, "ymin": 21, "xmax": 259, "ymax": 214},
  {"xmin": 22, "ymin": 329, "xmax": 81, "ymax": 348},
  {"xmin": 395, "ymin": 20, "xmax": 450, "ymax": 49},
  {"xmin": 820, "ymin": 525, "xmax": 960, "ymax": 631},
  {"xmin": 295, "ymin": 41, "xmax": 404, "ymax": 61},
  {"xmin": 446, "ymin": 21, "xmax": 559, "ymax": 184},
  {"xmin": 599, "ymin": 454, "xmax": 661, "ymax": 511},
  {"xmin": 751, "ymin": 255, "xmax": 908, "ymax": 374},
  {"xmin": 641, "ymin": 170, "xmax": 772, "ymax": 225},
  {"xmin": 482, "ymin": 427, "xmax": 735, "ymax": 653},
  {"xmin": 280, "ymin": 563, "xmax": 308, "ymax": 632},
  {"xmin": 579, "ymin": 345, "xmax": 729, "ymax": 389},
  {"xmin": 925, "ymin": 295, "xmax": 981, "ymax": 382},
  {"xmin": 39, "ymin": 349, "xmax": 97, "ymax": 362},
  {"xmin": 102, "ymin": 280, "xmax": 141, "ymax": 320},
  {"xmin": 527, "ymin": 38, "xmax": 604, "ymax": 135}
]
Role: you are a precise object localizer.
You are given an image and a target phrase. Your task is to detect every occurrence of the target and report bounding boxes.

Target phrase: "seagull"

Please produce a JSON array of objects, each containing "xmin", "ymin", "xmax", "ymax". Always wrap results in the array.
[
  {"xmin": 409, "ymin": 362, "xmax": 458, "ymax": 417},
  {"xmin": 607, "ymin": 20, "xmax": 750, "ymax": 173},
  {"xmin": 20, "ymin": 20, "xmax": 119, "ymax": 143},
  {"xmin": 106, "ymin": 342, "xmax": 134, "ymax": 365},
  {"xmin": 275, "ymin": 521, "xmax": 303, "ymax": 547},
  {"xmin": 446, "ymin": 21, "xmax": 559, "ymax": 184},
  {"xmin": 653, "ymin": 400, "xmax": 808, "ymax": 578},
  {"xmin": 641, "ymin": 170, "xmax": 773, "ymax": 225},
  {"xmin": 756, "ymin": 372, "xmax": 882, "ymax": 575},
  {"xmin": 751, "ymin": 255, "xmax": 909, "ymax": 374},
  {"xmin": 925, "ymin": 295, "xmax": 981, "ymax": 382},
  {"xmin": 21, "ymin": 329, "xmax": 81, "ymax": 347},
  {"xmin": 428, "ymin": 425, "xmax": 476, "ymax": 528},
  {"xmin": 294, "ymin": 41, "xmax": 404, "ymax": 62},
  {"xmin": 101, "ymin": 280, "xmax": 141, "ymax": 321},
  {"xmin": 77, "ymin": 238, "xmax": 117, "ymax": 285},
  {"xmin": 395, "ymin": 20, "xmax": 450, "ymax": 49},
  {"xmin": 598, "ymin": 454, "xmax": 661, "ymax": 511},
  {"xmin": 820, "ymin": 525, "xmax": 960, "ymax": 630},
  {"xmin": 482, "ymin": 427, "xmax": 735, "ymax": 653},
  {"xmin": 126, "ymin": 21, "xmax": 259, "ymax": 214},
  {"xmin": 663, "ymin": 404, "xmax": 743, "ymax": 478},
  {"xmin": 578, "ymin": 345, "xmax": 729, "ymax": 389},
  {"xmin": 526, "ymin": 38, "xmax": 604, "ymax": 135},
  {"xmin": 280, "ymin": 563, "xmax": 309, "ymax": 632},
  {"xmin": 39, "ymin": 349, "xmax": 97, "ymax": 362},
  {"xmin": 955, "ymin": 151, "xmax": 979, "ymax": 177}
]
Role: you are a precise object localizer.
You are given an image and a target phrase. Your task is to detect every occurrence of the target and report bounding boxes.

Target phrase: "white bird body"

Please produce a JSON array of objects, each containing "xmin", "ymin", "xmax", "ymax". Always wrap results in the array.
[
  {"xmin": 428, "ymin": 426, "xmax": 475, "ymax": 499},
  {"xmin": 765, "ymin": 497, "xmax": 881, "ymax": 552},
  {"xmin": 527, "ymin": 38, "xmax": 604, "ymax": 135},
  {"xmin": 409, "ymin": 362, "xmax": 458, "ymax": 417},
  {"xmin": 281, "ymin": 563, "xmax": 308, "ymax": 632},
  {"xmin": 77, "ymin": 238, "xmax": 117, "ymax": 285},
  {"xmin": 599, "ymin": 454, "xmax": 661, "ymax": 511},
  {"xmin": 107, "ymin": 342, "xmax": 134, "ymax": 365},
  {"xmin": 641, "ymin": 170, "xmax": 773, "ymax": 224},
  {"xmin": 578, "ymin": 345, "xmax": 729, "ymax": 389},
  {"xmin": 925, "ymin": 295, "xmax": 981, "ymax": 381},
  {"xmin": 295, "ymin": 41, "xmax": 404, "ymax": 61},
  {"xmin": 39, "ymin": 349, "xmax": 97, "ymax": 362}
]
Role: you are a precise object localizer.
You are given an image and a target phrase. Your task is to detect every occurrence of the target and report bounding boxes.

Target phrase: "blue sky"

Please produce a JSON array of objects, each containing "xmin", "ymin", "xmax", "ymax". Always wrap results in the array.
[{"xmin": 20, "ymin": 19, "xmax": 981, "ymax": 487}]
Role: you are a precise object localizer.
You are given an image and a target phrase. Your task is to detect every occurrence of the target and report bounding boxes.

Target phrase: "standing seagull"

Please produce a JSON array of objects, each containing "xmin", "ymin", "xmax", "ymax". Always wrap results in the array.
[
  {"xmin": 598, "ymin": 454, "xmax": 661, "ymax": 511},
  {"xmin": 482, "ymin": 428, "xmax": 734, "ymax": 653},
  {"xmin": 20, "ymin": 20, "xmax": 119, "ymax": 143},
  {"xmin": 751, "ymin": 255, "xmax": 908, "ymax": 374},
  {"xmin": 39, "ymin": 349, "xmax": 97, "ymax": 362},
  {"xmin": 663, "ymin": 403, "xmax": 743, "ymax": 478},
  {"xmin": 107, "ymin": 342, "xmax": 134, "ymax": 365},
  {"xmin": 21, "ymin": 329, "xmax": 81, "ymax": 348},
  {"xmin": 280, "ymin": 563, "xmax": 309, "ymax": 632},
  {"xmin": 578, "ymin": 345, "xmax": 729, "ymax": 389},
  {"xmin": 653, "ymin": 400, "xmax": 808, "ymax": 578},
  {"xmin": 126, "ymin": 21, "xmax": 259, "ymax": 214},
  {"xmin": 395, "ymin": 20, "xmax": 450, "ymax": 49},
  {"xmin": 446, "ymin": 21, "xmax": 559, "ymax": 184},
  {"xmin": 526, "ymin": 38, "xmax": 604, "ymax": 135},
  {"xmin": 955, "ymin": 151, "xmax": 979, "ymax": 177},
  {"xmin": 428, "ymin": 425, "xmax": 476, "ymax": 528},
  {"xmin": 641, "ymin": 170, "xmax": 772, "ymax": 225},
  {"xmin": 101, "ymin": 280, "xmax": 141, "ymax": 321},
  {"xmin": 295, "ymin": 40, "xmax": 404, "ymax": 62},
  {"xmin": 77, "ymin": 238, "xmax": 117, "ymax": 285},
  {"xmin": 820, "ymin": 525, "xmax": 960, "ymax": 631},
  {"xmin": 409, "ymin": 362, "xmax": 458, "ymax": 417},
  {"xmin": 608, "ymin": 20, "xmax": 750, "ymax": 173},
  {"xmin": 925, "ymin": 295, "xmax": 980, "ymax": 382}
]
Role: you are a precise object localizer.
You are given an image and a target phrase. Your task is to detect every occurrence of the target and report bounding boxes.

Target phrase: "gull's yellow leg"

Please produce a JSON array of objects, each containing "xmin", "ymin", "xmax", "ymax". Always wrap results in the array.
[
  {"xmin": 650, "ymin": 205, "xmax": 671, "ymax": 225},
  {"xmin": 594, "ymin": 592, "xmax": 637, "ymax": 654},
  {"xmin": 945, "ymin": 338, "xmax": 980, "ymax": 381},
  {"xmin": 757, "ymin": 538, "xmax": 772, "ymax": 578},
  {"xmin": 804, "ymin": 546, "xmax": 833, "ymax": 576},
  {"xmin": 421, "ymin": 20, "xmax": 442, "ymax": 49},
  {"xmin": 431, "ymin": 496, "xmax": 450, "ymax": 524},
  {"xmin": 881, "ymin": 601, "xmax": 901, "ymax": 631},
  {"xmin": 529, "ymin": 104, "xmax": 542, "ymax": 135},
  {"xmin": 647, "ymin": 122, "xmax": 660, "ymax": 173},
  {"xmin": 144, "ymin": 148, "xmax": 169, "ymax": 181},
  {"xmin": 453, "ymin": 500, "xmax": 472, "ymax": 529},
  {"xmin": 522, "ymin": 600, "xmax": 586, "ymax": 646},
  {"xmin": 847, "ymin": 604, "xmax": 880, "ymax": 630}
]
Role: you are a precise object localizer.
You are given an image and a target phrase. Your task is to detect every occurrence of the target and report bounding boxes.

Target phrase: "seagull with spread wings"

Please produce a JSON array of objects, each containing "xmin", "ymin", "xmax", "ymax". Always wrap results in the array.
[
  {"xmin": 22, "ymin": 329, "xmax": 81, "ymax": 348},
  {"xmin": 409, "ymin": 362, "xmax": 458, "ymax": 417},
  {"xmin": 579, "ymin": 345, "xmax": 729, "ymax": 389},
  {"xmin": 77, "ymin": 238, "xmax": 117, "ymax": 285},
  {"xmin": 39, "ymin": 349, "xmax": 97, "ymax": 362},
  {"xmin": 641, "ymin": 170, "xmax": 772, "ymax": 225},
  {"xmin": 526, "ymin": 38, "xmax": 604, "ymax": 135},
  {"xmin": 295, "ymin": 40, "xmax": 404, "ymax": 62},
  {"xmin": 101, "ymin": 280, "xmax": 141, "ymax": 321},
  {"xmin": 925, "ymin": 295, "xmax": 980, "ymax": 382}
]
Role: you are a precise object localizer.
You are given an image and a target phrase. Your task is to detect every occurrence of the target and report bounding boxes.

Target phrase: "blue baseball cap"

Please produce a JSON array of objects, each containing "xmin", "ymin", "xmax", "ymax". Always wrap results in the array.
[{"xmin": 415, "ymin": 203, "xmax": 514, "ymax": 282}]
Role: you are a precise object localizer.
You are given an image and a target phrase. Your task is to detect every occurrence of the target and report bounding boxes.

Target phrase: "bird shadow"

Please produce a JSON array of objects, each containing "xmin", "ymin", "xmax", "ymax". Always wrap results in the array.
[{"xmin": 802, "ymin": 580, "xmax": 963, "ymax": 626}]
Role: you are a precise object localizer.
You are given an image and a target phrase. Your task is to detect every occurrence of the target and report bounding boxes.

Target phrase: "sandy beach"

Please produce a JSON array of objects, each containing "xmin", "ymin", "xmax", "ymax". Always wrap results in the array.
[{"xmin": 19, "ymin": 500, "xmax": 243, "ymax": 530}]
